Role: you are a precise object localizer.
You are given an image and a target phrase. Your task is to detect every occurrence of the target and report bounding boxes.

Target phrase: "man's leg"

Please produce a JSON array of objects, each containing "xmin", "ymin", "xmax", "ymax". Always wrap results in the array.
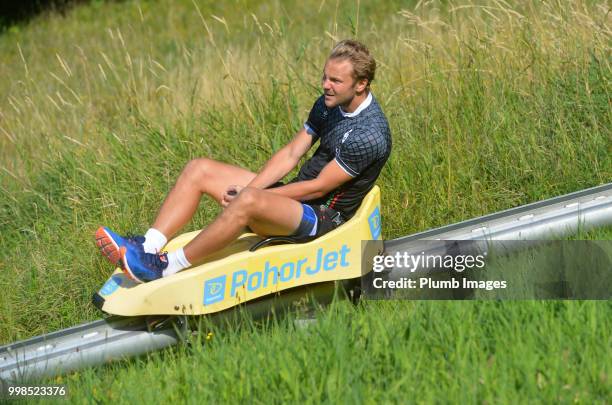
[
  {"xmin": 120, "ymin": 186, "xmax": 304, "ymax": 282},
  {"xmin": 96, "ymin": 158, "xmax": 255, "ymax": 265},
  {"xmin": 151, "ymin": 158, "xmax": 257, "ymax": 239},
  {"xmin": 182, "ymin": 187, "xmax": 303, "ymax": 264}
]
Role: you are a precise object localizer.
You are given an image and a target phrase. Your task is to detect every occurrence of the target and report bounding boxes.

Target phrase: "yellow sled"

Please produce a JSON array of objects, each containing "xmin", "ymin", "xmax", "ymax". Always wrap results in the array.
[{"xmin": 94, "ymin": 186, "xmax": 383, "ymax": 316}]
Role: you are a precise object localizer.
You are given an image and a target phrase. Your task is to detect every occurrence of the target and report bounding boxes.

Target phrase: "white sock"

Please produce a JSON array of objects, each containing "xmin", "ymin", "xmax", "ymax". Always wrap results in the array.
[
  {"xmin": 163, "ymin": 248, "xmax": 191, "ymax": 277},
  {"xmin": 143, "ymin": 228, "xmax": 167, "ymax": 254}
]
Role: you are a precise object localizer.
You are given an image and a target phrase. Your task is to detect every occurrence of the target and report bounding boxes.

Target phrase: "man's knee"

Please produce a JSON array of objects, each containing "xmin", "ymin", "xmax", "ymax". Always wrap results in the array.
[
  {"xmin": 232, "ymin": 187, "xmax": 262, "ymax": 214},
  {"xmin": 181, "ymin": 158, "xmax": 216, "ymax": 188},
  {"xmin": 184, "ymin": 158, "xmax": 212, "ymax": 177},
  {"xmin": 221, "ymin": 187, "xmax": 260, "ymax": 225}
]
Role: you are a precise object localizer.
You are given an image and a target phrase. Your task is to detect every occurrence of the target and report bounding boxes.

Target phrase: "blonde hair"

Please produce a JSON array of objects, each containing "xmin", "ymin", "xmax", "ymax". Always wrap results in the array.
[{"xmin": 328, "ymin": 40, "xmax": 376, "ymax": 88}]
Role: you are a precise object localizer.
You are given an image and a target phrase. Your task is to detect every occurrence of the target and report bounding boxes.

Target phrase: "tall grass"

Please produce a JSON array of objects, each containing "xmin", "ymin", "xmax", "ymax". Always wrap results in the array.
[{"xmin": 0, "ymin": 0, "xmax": 610, "ymax": 401}]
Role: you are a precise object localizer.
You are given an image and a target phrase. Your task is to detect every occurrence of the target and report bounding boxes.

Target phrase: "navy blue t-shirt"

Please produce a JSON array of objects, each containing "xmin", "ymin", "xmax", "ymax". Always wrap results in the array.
[{"xmin": 296, "ymin": 92, "xmax": 392, "ymax": 219}]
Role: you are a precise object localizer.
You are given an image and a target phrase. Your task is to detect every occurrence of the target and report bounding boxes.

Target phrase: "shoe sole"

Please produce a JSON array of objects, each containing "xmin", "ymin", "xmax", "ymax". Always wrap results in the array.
[
  {"xmin": 95, "ymin": 227, "xmax": 122, "ymax": 265},
  {"xmin": 119, "ymin": 246, "xmax": 144, "ymax": 284}
]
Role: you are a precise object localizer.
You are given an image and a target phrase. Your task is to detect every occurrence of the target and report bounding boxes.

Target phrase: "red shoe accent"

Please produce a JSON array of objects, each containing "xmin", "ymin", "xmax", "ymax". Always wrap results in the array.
[{"xmin": 95, "ymin": 226, "xmax": 121, "ymax": 265}]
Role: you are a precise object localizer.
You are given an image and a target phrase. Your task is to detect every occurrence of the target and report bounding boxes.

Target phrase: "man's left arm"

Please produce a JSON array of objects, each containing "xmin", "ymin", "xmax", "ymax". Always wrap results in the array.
[
  {"xmin": 269, "ymin": 128, "xmax": 386, "ymax": 201},
  {"xmin": 267, "ymin": 159, "xmax": 353, "ymax": 201}
]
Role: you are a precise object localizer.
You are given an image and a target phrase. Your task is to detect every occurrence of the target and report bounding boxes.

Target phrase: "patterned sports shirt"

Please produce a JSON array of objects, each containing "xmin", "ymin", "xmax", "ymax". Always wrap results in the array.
[{"xmin": 296, "ymin": 92, "xmax": 392, "ymax": 219}]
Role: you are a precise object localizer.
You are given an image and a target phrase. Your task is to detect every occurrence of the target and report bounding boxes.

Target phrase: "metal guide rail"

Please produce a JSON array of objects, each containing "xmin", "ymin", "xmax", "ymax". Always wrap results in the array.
[
  {"xmin": 0, "ymin": 316, "xmax": 183, "ymax": 383},
  {"xmin": 0, "ymin": 281, "xmax": 339, "ymax": 383},
  {"xmin": 1, "ymin": 183, "xmax": 610, "ymax": 383},
  {"xmin": 389, "ymin": 183, "xmax": 611, "ymax": 244},
  {"xmin": 385, "ymin": 183, "xmax": 612, "ymax": 278}
]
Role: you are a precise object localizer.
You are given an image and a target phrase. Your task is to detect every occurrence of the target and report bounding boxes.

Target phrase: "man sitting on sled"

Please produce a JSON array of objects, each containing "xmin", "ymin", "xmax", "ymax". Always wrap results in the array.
[{"xmin": 96, "ymin": 39, "xmax": 392, "ymax": 283}]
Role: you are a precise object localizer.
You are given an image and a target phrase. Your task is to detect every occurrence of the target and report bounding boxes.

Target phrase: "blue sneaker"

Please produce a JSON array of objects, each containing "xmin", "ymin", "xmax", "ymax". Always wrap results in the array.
[
  {"xmin": 120, "ymin": 244, "xmax": 168, "ymax": 283},
  {"xmin": 95, "ymin": 226, "xmax": 145, "ymax": 266}
]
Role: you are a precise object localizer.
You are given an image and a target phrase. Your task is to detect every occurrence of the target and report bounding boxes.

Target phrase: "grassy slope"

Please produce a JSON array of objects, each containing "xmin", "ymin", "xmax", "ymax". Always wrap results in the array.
[
  {"xmin": 56, "ymin": 299, "xmax": 610, "ymax": 404},
  {"xmin": 0, "ymin": 0, "xmax": 610, "ymax": 402}
]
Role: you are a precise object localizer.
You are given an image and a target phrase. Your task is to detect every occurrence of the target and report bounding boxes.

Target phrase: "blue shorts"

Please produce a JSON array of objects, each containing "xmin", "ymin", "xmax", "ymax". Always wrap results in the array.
[
  {"xmin": 266, "ymin": 182, "xmax": 345, "ymax": 238},
  {"xmin": 293, "ymin": 204, "xmax": 345, "ymax": 238}
]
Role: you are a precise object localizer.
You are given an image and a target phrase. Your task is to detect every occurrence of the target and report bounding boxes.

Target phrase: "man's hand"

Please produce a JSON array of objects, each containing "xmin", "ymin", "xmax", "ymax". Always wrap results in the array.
[{"xmin": 222, "ymin": 185, "xmax": 244, "ymax": 208}]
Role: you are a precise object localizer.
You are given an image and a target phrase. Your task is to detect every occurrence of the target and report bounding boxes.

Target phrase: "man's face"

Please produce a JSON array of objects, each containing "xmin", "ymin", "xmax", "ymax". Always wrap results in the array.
[{"xmin": 321, "ymin": 58, "xmax": 365, "ymax": 109}]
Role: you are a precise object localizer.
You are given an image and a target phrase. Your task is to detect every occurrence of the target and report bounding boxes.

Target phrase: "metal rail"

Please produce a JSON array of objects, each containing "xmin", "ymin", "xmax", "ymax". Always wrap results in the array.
[
  {"xmin": 0, "ymin": 316, "xmax": 183, "ymax": 383},
  {"xmin": 0, "ymin": 281, "xmax": 340, "ymax": 383},
  {"xmin": 1, "ymin": 183, "xmax": 610, "ymax": 383},
  {"xmin": 389, "ymin": 182, "xmax": 611, "ymax": 243},
  {"xmin": 385, "ymin": 183, "xmax": 612, "ymax": 278}
]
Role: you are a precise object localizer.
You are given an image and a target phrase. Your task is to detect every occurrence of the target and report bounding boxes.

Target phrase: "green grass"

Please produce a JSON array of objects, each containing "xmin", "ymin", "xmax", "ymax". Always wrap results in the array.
[
  {"xmin": 47, "ymin": 300, "xmax": 609, "ymax": 404},
  {"xmin": 0, "ymin": 0, "xmax": 610, "ymax": 403}
]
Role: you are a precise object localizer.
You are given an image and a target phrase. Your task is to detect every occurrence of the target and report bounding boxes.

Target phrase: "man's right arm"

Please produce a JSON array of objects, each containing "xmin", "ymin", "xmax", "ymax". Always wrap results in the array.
[{"xmin": 246, "ymin": 127, "xmax": 313, "ymax": 189}]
